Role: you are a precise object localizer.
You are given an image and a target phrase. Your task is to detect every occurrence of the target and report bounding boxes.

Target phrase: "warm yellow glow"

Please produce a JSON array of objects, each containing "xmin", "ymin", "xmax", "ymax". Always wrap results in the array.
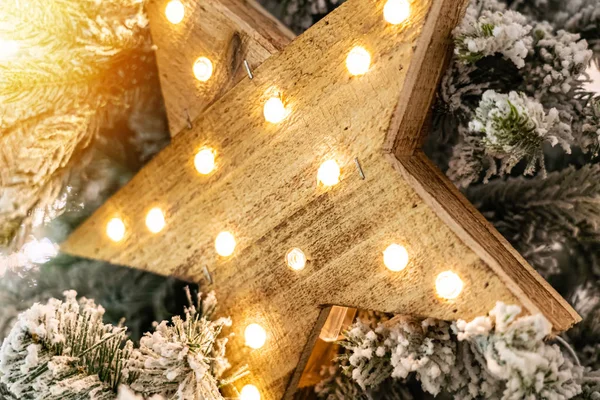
[
  {"xmin": 193, "ymin": 57, "xmax": 213, "ymax": 82},
  {"xmin": 146, "ymin": 208, "xmax": 166, "ymax": 233},
  {"xmin": 215, "ymin": 231, "xmax": 236, "ymax": 257},
  {"xmin": 319, "ymin": 306, "xmax": 350, "ymax": 342},
  {"xmin": 194, "ymin": 148, "xmax": 216, "ymax": 175},
  {"xmin": 383, "ymin": 0, "xmax": 410, "ymax": 25},
  {"xmin": 263, "ymin": 97, "xmax": 286, "ymax": 123},
  {"xmin": 286, "ymin": 248, "xmax": 307, "ymax": 271},
  {"xmin": 165, "ymin": 0, "xmax": 185, "ymax": 24},
  {"xmin": 435, "ymin": 271, "xmax": 464, "ymax": 300},
  {"xmin": 383, "ymin": 244, "xmax": 409, "ymax": 271},
  {"xmin": 317, "ymin": 160, "xmax": 341, "ymax": 186},
  {"xmin": 0, "ymin": 39, "xmax": 19, "ymax": 61},
  {"xmin": 240, "ymin": 385, "xmax": 261, "ymax": 400},
  {"xmin": 244, "ymin": 323, "xmax": 267, "ymax": 349},
  {"xmin": 106, "ymin": 218, "xmax": 126, "ymax": 242},
  {"xmin": 346, "ymin": 46, "xmax": 371, "ymax": 76}
]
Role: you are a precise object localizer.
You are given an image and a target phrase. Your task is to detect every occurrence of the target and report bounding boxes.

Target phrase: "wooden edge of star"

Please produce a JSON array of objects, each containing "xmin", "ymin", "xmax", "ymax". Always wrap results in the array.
[{"xmin": 61, "ymin": 0, "xmax": 580, "ymax": 397}]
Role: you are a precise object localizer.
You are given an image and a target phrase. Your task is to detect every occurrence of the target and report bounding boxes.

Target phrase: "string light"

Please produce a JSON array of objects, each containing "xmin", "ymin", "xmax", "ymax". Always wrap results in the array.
[
  {"xmin": 215, "ymin": 231, "xmax": 236, "ymax": 257},
  {"xmin": 240, "ymin": 385, "xmax": 261, "ymax": 400},
  {"xmin": 0, "ymin": 39, "xmax": 19, "ymax": 61},
  {"xmin": 263, "ymin": 96, "xmax": 286, "ymax": 123},
  {"xmin": 146, "ymin": 208, "xmax": 166, "ymax": 233},
  {"xmin": 286, "ymin": 248, "xmax": 307, "ymax": 271},
  {"xmin": 317, "ymin": 160, "xmax": 341, "ymax": 186},
  {"xmin": 165, "ymin": 0, "xmax": 185, "ymax": 24},
  {"xmin": 383, "ymin": 0, "xmax": 410, "ymax": 25},
  {"xmin": 435, "ymin": 271, "xmax": 464, "ymax": 300},
  {"xmin": 244, "ymin": 323, "xmax": 267, "ymax": 349},
  {"xmin": 193, "ymin": 57, "xmax": 213, "ymax": 82},
  {"xmin": 383, "ymin": 244, "xmax": 409, "ymax": 271},
  {"xmin": 106, "ymin": 218, "xmax": 126, "ymax": 242},
  {"xmin": 194, "ymin": 148, "xmax": 216, "ymax": 175},
  {"xmin": 346, "ymin": 46, "xmax": 371, "ymax": 76}
]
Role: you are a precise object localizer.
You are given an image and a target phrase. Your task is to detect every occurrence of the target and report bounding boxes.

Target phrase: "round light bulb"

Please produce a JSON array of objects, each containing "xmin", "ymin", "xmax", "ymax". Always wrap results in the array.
[
  {"xmin": 383, "ymin": 0, "xmax": 410, "ymax": 25},
  {"xmin": 286, "ymin": 248, "xmax": 307, "ymax": 271},
  {"xmin": 383, "ymin": 244, "xmax": 409, "ymax": 271},
  {"xmin": 193, "ymin": 57, "xmax": 213, "ymax": 82},
  {"xmin": 165, "ymin": 0, "xmax": 185, "ymax": 24},
  {"xmin": 106, "ymin": 218, "xmax": 126, "ymax": 242},
  {"xmin": 435, "ymin": 271, "xmax": 464, "ymax": 300},
  {"xmin": 317, "ymin": 160, "xmax": 341, "ymax": 186},
  {"xmin": 346, "ymin": 46, "xmax": 371, "ymax": 76},
  {"xmin": 215, "ymin": 231, "xmax": 236, "ymax": 257},
  {"xmin": 194, "ymin": 148, "xmax": 216, "ymax": 175},
  {"xmin": 240, "ymin": 385, "xmax": 261, "ymax": 400},
  {"xmin": 244, "ymin": 323, "xmax": 267, "ymax": 349},
  {"xmin": 146, "ymin": 208, "xmax": 166, "ymax": 233},
  {"xmin": 263, "ymin": 97, "xmax": 286, "ymax": 123}
]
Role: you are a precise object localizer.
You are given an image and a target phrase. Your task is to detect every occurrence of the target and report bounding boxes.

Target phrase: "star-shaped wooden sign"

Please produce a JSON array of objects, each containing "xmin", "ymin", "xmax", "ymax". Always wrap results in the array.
[{"xmin": 62, "ymin": 0, "xmax": 580, "ymax": 398}]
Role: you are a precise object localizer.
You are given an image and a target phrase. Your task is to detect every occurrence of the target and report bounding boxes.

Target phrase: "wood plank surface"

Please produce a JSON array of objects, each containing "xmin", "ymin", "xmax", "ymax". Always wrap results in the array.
[
  {"xmin": 62, "ymin": 0, "xmax": 579, "ymax": 397},
  {"xmin": 147, "ymin": 0, "xmax": 295, "ymax": 135}
]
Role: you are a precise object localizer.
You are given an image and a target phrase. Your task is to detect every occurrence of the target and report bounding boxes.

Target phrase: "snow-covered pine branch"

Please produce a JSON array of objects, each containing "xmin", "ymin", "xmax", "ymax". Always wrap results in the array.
[
  {"xmin": 331, "ymin": 302, "xmax": 584, "ymax": 399},
  {"xmin": 0, "ymin": 290, "xmax": 235, "ymax": 400}
]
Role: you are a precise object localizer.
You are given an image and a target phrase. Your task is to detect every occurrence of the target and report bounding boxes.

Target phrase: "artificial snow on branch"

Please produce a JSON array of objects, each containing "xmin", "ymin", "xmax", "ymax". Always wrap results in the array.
[
  {"xmin": 448, "ymin": 89, "xmax": 572, "ymax": 186},
  {"xmin": 454, "ymin": 2, "xmax": 532, "ymax": 68},
  {"xmin": 0, "ymin": 290, "xmax": 236, "ymax": 400},
  {"xmin": 331, "ymin": 302, "xmax": 584, "ymax": 399},
  {"xmin": 432, "ymin": 0, "xmax": 597, "ymax": 187}
]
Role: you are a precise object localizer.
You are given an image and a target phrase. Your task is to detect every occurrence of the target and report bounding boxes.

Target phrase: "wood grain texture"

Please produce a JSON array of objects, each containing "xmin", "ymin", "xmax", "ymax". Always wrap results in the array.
[
  {"xmin": 384, "ymin": 0, "xmax": 468, "ymax": 155},
  {"xmin": 63, "ymin": 0, "xmax": 579, "ymax": 397},
  {"xmin": 147, "ymin": 0, "xmax": 295, "ymax": 135},
  {"xmin": 394, "ymin": 152, "xmax": 581, "ymax": 331}
]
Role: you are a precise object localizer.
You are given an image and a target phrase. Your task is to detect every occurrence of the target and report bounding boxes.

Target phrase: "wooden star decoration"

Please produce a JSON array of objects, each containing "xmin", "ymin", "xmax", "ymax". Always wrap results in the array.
[{"xmin": 62, "ymin": 0, "xmax": 580, "ymax": 398}]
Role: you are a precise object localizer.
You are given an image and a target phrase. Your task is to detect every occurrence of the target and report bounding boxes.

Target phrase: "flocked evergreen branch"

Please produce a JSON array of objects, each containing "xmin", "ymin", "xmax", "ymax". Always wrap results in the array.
[
  {"xmin": 553, "ymin": 0, "xmax": 600, "ymax": 66},
  {"xmin": 466, "ymin": 164, "xmax": 600, "ymax": 279},
  {"xmin": 454, "ymin": 0, "xmax": 532, "ymax": 68},
  {"xmin": 431, "ymin": 0, "xmax": 596, "ymax": 186},
  {"xmin": 0, "ymin": 0, "xmax": 161, "ymax": 248},
  {"xmin": 448, "ymin": 90, "xmax": 573, "ymax": 186},
  {"xmin": 0, "ymin": 291, "xmax": 133, "ymax": 399},
  {"xmin": 578, "ymin": 97, "xmax": 600, "ymax": 156},
  {"xmin": 0, "ymin": 289, "xmax": 236, "ymax": 400},
  {"xmin": 127, "ymin": 290, "xmax": 236, "ymax": 399},
  {"xmin": 315, "ymin": 363, "xmax": 417, "ymax": 400},
  {"xmin": 330, "ymin": 302, "xmax": 585, "ymax": 400},
  {"xmin": 522, "ymin": 22, "xmax": 592, "ymax": 96}
]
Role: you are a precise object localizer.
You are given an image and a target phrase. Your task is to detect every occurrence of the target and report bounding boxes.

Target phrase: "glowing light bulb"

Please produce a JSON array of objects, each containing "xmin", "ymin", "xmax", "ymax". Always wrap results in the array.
[
  {"xmin": 194, "ymin": 148, "xmax": 216, "ymax": 175},
  {"xmin": 240, "ymin": 385, "xmax": 261, "ymax": 400},
  {"xmin": 193, "ymin": 57, "xmax": 213, "ymax": 81},
  {"xmin": 346, "ymin": 46, "xmax": 371, "ymax": 76},
  {"xmin": 435, "ymin": 271, "xmax": 464, "ymax": 300},
  {"xmin": 245, "ymin": 323, "xmax": 267, "ymax": 349},
  {"xmin": 165, "ymin": 0, "xmax": 185, "ymax": 24},
  {"xmin": 383, "ymin": 0, "xmax": 410, "ymax": 25},
  {"xmin": 146, "ymin": 208, "xmax": 166, "ymax": 233},
  {"xmin": 317, "ymin": 160, "xmax": 341, "ymax": 186},
  {"xmin": 286, "ymin": 248, "xmax": 307, "ymax": 271},
  {"xmin": 263, "ymin": 97, "xmax": 286, "ymax": 123},
  {"xmin": 215, "ymin": 231, "xmax": 236, "ymax": 257},
  {"xmin": 106, "ymin": 218, "xmax": 126, "ymax": 242},
  {"xmin": 383, "ymin": 244, "xmax": 409, "ymax": 271},
  {"xmin": 0, "ymin": 39, "xmax": 19, "ymax": 61}
]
